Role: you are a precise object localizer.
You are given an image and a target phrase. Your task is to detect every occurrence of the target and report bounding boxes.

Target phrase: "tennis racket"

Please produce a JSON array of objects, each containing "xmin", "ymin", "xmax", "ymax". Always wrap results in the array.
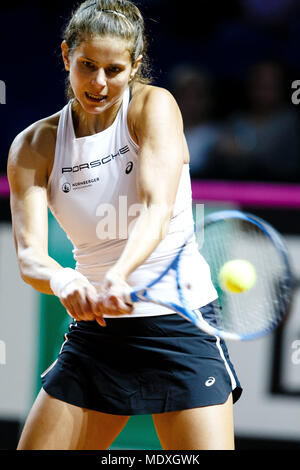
[{"xmin": 130, "ymin": 210, "xmax": 294, "ymax": 341}]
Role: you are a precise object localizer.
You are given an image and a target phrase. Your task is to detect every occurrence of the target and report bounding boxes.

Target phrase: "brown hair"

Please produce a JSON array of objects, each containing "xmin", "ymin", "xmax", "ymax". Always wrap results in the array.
[{"xmin": 62, "ymin": 0, "xmax": 151, "ymax": 99}]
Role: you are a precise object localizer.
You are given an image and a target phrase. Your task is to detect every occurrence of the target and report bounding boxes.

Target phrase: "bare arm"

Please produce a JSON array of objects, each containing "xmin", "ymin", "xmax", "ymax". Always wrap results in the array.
[
  {"xmin": 99, "ymin": 87, "xmax": 187, "ymax": 315},
  {"xmin": 7, "ymin": 123, "xmax": 105, "ymax": 324},
  {"xmin": 7, "ymin": 124, "xmax": 61, "ymax": 294},
  {"xmin": 109, "ymin": 86, "xmax": 185, "ymax": 279}
]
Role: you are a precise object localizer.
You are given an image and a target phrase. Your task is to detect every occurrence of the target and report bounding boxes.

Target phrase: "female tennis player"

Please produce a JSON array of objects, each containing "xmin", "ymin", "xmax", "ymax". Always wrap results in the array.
[{"xmin": 8, "ymin": 0, "xmax": 242, "ymax": 450}]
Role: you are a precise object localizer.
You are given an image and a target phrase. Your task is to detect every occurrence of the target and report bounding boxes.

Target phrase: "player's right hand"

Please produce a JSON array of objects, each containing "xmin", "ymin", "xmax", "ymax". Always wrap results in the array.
[{"xmin": 59, "ymin": 278, "xmax": 107, "ymax": 327}]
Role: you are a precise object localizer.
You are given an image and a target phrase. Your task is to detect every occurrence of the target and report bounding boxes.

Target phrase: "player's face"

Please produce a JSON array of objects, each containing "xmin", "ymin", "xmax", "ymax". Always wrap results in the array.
[{"xmin": 62, "ymin": 36, "xmax": 141, "ymax": 114}]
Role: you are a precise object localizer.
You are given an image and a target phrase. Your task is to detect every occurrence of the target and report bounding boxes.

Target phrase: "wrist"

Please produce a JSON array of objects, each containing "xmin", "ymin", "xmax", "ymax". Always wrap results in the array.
[
  {"xmin": 106, "ymin": 265, "xmax": 129, "ymax": 281},
  {"xmin": 50, "ymin": 268, "xmax": 88, "ymax": 297}
]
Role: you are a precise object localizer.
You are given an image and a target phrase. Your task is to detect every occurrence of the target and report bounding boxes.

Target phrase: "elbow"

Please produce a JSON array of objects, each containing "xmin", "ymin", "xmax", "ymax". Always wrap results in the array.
[
  {"xmin": 160, "ymin": 211, "xmax": 172, "ymax": 240},
  {"xmin": 17, "ymin": 246, "xmax": 36, "ymax": 287},
  {"xmin": 149, "ymin": 203, "xmax": 172, "ymax": 241},
  {"xmin": 18, "ymin": 258, "xmax": 34, "ymax": 287},
  {"xmin": 15, "ymin": 245, "xmax": 55, "ymax": 295},
  {"xmin": 20, "ymin": 273, "xmax": 33, "ymax": 287},
  {"xmin": 18, "ymin": 256, "xmax": 49, "ymax": 294}
]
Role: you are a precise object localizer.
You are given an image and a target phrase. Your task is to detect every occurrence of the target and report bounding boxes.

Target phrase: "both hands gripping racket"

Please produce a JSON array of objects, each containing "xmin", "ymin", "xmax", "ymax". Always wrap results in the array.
[{"xmin": 130, "ymin": 210, "xmax": 294, "ymax": 341}]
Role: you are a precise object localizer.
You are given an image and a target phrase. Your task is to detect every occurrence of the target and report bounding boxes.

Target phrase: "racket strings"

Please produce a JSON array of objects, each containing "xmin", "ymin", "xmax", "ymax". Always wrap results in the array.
[{"xmin": 199, "ymin": 218, "xmax": 290, "ymax": 338}]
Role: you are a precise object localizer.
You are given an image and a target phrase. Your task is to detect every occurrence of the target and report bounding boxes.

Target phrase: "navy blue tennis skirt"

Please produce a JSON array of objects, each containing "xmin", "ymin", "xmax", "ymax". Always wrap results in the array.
[{"xmin": 41, "ymin": 300, "xmax": 242, "ymax": 415}]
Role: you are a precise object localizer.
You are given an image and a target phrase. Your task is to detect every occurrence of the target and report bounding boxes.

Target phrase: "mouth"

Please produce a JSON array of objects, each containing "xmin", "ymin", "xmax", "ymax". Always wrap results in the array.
[{"xmin": 85, "ymin": 92, "xmax": 107, "ymax": 103}]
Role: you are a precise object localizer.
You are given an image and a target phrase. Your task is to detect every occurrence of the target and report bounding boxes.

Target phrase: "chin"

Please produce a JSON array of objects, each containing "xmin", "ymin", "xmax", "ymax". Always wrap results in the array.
[{"xmin": 75, "ymin": 95, "xmax": 108, "ymax": 114}]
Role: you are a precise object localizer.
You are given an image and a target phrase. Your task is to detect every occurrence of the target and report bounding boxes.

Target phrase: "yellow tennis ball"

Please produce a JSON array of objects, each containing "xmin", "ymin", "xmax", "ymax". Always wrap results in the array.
[{"xmin": 218, "ymin": 259, "xmax": 256, "ymax": 293}]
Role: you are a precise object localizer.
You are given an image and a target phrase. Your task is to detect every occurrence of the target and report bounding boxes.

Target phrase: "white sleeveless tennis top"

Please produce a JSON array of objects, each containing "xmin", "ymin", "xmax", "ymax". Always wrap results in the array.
[{"xmin": 47, "ymin": 86, "xmax": 217, "ymax": 317}]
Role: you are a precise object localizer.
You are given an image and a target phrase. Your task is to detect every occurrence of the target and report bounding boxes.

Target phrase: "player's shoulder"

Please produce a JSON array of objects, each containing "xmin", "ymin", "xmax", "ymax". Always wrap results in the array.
[
  {"xmin": 130, "ymin": 83, "xmax": 178, "ymax": 114},
  {"xmin": 8, "ymin": 111, "xmax": 61, "ymax": 166},
  {"xmin": 128, "ymin": 84, "xmax": 182, "ymax": 139}
]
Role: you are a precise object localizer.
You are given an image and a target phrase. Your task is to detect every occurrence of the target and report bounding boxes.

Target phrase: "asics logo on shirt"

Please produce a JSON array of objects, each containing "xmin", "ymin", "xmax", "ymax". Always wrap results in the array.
[
  {"xmin": 61, "ymin": 145, "xmax": 130, "ymax": 173},
  {"xmin": 126, "ymin": 161, "xmax": 134, "ymax": 174}
]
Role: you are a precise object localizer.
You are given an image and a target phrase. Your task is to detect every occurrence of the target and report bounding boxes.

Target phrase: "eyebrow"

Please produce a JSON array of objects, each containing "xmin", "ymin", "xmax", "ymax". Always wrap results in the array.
[
  {"xmin": 79, "ymin": 56, "xmax": 126, "ymax": 67},
  {"xmin": 79, "ymin": 56, "xmax": 97, "ymax": 62}
]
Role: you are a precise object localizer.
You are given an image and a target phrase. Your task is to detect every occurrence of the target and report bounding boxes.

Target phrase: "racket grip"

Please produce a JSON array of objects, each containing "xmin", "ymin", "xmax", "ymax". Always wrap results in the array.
[
  {"xmin": 130, "ymin": 289, "xmax": 147, "ymax": 303},
  {"xmin": 130, "ymin": 291, "xmax": 138, "ymax": 302}
]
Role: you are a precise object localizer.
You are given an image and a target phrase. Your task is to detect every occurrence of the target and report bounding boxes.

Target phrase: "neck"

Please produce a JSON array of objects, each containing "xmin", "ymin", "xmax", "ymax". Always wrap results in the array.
[{"xmin": 71, "ymin": 97, "xmax": 122, "ymax": 138}]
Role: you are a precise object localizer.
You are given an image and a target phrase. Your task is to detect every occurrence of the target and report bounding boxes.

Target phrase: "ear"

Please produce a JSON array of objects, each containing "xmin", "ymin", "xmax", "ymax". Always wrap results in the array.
[
  {"xmin": 130, "ymin": 54, "xmax": 143, "ymax": 81},
  {"xmin": 61, "ymin": 40, "xmax": 70, "ymax": 71}
]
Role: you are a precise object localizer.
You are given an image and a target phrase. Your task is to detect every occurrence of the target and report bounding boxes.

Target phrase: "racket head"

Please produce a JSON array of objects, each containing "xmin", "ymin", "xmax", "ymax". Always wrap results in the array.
[{"xmin": 196, "ymin": 209, "xmax": 294, "ymax": 340}]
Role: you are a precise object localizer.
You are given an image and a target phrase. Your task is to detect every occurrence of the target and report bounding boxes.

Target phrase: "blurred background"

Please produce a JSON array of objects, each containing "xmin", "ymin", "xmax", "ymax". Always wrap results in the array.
[{"xmin": 0, "ymin": 0, "xmax": 300, "ymax": 450}]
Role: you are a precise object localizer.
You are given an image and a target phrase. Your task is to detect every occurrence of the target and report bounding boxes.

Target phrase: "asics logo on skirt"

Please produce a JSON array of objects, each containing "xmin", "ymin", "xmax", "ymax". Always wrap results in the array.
[{"xmin": 205, "ymin": 377, "xmax": 216, "ymax": 387}]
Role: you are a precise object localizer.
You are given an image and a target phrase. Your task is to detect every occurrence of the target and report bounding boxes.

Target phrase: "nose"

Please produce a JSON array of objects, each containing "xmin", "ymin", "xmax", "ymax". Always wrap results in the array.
[{"xmin": 92, "ymin": 68, "xmax": 106, "ymax": 88}]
